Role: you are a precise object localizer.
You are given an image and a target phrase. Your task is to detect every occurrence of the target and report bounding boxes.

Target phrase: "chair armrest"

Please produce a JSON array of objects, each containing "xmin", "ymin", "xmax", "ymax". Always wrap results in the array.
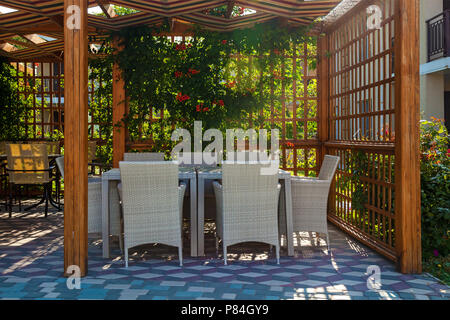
[
  {"xmin": 6, "ymin": 166, "xmax": 56, "ymax": 173},
  {"xmin": 178, "ymin": 182, "xmax": 187, "ymax": 221},
  {"xmin": 212, "ymin": 181, "xmax": 223, "ymax": 237},
  {"xmin": 178, "ymin": 182, "xmax": 187, "ymax": 198},
  {"xmin": 212, "ymin": 181, "xmax": 223, "ymax": 195},
  {"xmin": 291, "ymin": 176, "xmax": 328, "ymax": 185}
]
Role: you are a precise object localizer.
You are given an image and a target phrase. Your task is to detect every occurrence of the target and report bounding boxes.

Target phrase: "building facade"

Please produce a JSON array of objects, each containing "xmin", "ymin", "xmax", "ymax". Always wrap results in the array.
[{"xmin": 420, "ymin": 0, "xmax": 450, "ymax": 131}]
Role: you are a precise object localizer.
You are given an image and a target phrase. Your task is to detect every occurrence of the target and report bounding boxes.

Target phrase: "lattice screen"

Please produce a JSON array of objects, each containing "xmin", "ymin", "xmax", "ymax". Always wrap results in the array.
[
  {"xmin": 326, "ymin": 0, "xmax": 397, "ymax": 260},
  {"xmin": 126, "ymin": 37, "xmax": 320, "ymax": 176}
]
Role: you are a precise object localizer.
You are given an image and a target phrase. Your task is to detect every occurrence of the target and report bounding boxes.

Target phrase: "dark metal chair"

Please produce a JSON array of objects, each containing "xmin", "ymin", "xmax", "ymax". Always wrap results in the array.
[{"xmin": 5, "ymin": 143, "xmax": 59, "ymax": 217}]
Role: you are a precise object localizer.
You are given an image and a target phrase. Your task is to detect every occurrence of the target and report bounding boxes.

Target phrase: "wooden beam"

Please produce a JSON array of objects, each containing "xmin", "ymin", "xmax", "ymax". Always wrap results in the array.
[
  {"xmin": 318, "ymin": 34, "xmax": 329, "ymax": 165},
  {"xmin": 0, "ymin": 23, "xmax": 96, "ymax": 34},
  {"xmin": 5, "ymin": 37, "xmax": 62, "ymax": 61},
  {"xmin": 394, "ymin": 0, "xmax": 422, "ymax": 274},
  {"xmin": 226, "ymin": 0, "xmax": 236, "ymax": 19},
  {"xmin": 112, "ymin": 36, "xmax": 127, "ymax": 168},
  {"xmin": 64, "ymin": 0, "xmax": 89, "ymax": 277},
  {"xmin": 96, "ymin": 0, "xmax": 116, "ymax": 19}
]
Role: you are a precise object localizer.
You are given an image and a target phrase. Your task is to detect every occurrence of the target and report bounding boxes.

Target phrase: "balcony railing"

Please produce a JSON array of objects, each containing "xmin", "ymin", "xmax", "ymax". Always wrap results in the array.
[{"xmin": 426, "ymin": 10, "xmax": 450, "ymax": 62}]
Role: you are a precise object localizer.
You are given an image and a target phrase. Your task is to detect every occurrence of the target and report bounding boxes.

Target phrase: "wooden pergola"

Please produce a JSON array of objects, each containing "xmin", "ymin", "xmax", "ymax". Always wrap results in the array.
[{"xmin": 0, "ymin": 0, "xmax": 421, "ymax": 275}]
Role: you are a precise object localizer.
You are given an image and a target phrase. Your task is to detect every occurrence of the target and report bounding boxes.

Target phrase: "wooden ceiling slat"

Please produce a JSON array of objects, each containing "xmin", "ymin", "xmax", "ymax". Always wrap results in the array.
[{"xmin": 0, "ymin": 0, "xmax": 342, "ymax": 60}]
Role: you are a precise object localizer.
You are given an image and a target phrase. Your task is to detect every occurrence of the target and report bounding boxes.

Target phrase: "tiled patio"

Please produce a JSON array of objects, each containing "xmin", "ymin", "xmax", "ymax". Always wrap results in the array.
[{"xmin": 0, "ymin": 203, "xmax": 448, "ymax": 300}]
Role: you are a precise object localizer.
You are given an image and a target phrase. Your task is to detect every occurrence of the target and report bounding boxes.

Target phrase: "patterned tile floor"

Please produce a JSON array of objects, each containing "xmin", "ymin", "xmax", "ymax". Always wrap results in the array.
[{"xmin": 0, "ymin": 202, "xmax": 448, "ymax": 300}]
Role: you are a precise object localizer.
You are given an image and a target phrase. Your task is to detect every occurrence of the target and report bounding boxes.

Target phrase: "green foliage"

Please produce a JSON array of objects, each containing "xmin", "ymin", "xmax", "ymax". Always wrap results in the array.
[
  {"xmin": 347, "ymin": 151, "xmax": 370, "ymax": 212},
  {"xmin": 420, "ymin": 118, "xmax": 450, "ymax": 260},
  {"xmin": 0, "ymin": 58, "xmax": 27, "ymax": 141},
  {"xmin": 92, "ymin": 20, "xmax": 316, "ymax": 151},
  {"xmin": 89, "ymin": 54, "xmax": 114, "ymax": 166}
]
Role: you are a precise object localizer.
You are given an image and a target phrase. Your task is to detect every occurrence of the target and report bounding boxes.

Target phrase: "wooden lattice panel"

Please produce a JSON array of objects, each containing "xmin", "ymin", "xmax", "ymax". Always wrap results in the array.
[
  {"xmin": 127, "ymin": 40, "xmax": 320, "ymax": 176},
  {"xmin": 325, "ymin": 0, "xmax": 397, "ymax": 260}
]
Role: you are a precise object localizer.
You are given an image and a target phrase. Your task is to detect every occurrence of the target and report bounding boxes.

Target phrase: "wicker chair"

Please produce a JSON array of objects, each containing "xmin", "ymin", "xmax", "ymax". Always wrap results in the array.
[
  {"xmin": 6, "ymin": 144, "xmax": 56, "ymax": 217},
  {"xmin": 213, "ymin": 161, "xmax": 281, "ymax": 265},
  {"xmin": 117, "ymin": 152, "xmax": 165, "ymax": 201},
  {"xmin": 56, "ymin": 156, "xmax": 121, "ymax": 235},
  {"xmin": 119, "ymin": 161, "xmax": 186, "ymax": 267},
  {"xmin": 280, "ymin": 155, "xmax": 340, "ymax": 253},
  {"xmin": 29, "ymin": 141, "xmax": 60, "ymax": 155},
  {"xmin": 124, "ymin": 152, "xmax": 165, "ymax": 161},
  {"xmin": 175, "ymin": 152, "xmax": 221, "ymax": 167}
]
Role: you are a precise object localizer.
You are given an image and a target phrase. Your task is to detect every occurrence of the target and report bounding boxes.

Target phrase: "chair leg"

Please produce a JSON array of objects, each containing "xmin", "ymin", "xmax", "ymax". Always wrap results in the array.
[
  {"xmin": 178, "ymin": 245, "xmax": 183, "ymax": 267},
  {"xmin": 8, "ymin": 183, "xmax": 13, "ymax": 218},
  {"xmin": 44, "ymin": 185, "xmax": 49, "ymax": 218},
  {"xmin": 118, "ymin": 234, "xmax": 124, "ymax": 254},
  {"xmin": 326, "ymin": 233, "xmax": 330, "ymax": 255},
  {"xmin": 215, "ymin": 232, "xmax": 219, "ymax": 256},
  {"xmin": 276, "ymin": 245, "xmax": 280, "ymax": 265},
  {"xmin": 223, "ymin": 245, "xmax": 227, "ymax": 266},
  {"xmin": 17, "ymin": 186, "xmax": 21, "ymax": 211}
]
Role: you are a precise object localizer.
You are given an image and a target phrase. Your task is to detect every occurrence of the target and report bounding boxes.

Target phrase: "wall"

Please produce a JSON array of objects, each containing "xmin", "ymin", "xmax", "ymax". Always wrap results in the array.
[{"xmin": 420, "ymin": 0, "xmax": 445, "ymax": 120}]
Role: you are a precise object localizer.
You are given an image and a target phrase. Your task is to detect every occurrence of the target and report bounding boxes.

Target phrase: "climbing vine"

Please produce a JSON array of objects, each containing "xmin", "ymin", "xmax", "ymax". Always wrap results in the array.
[
  {"xmin": 89, "ymin": 20, "xmax": 317, "ymax": 150},
  {"xmin": 0, "ymin": 57, "xmax": 27, "ymax": 141}
]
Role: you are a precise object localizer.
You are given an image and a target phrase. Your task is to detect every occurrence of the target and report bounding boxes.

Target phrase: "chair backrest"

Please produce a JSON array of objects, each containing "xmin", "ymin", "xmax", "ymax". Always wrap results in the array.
[
  {"xmin": 119, "ymin": 161, "xmax": 180, "ymax": 248},
  {"xmin": 176, "ymin": 152, "xmax": 220, "ymax": 167},
  {"xmin": 6, "ymin": 143, "xmax": 49, "ymax": 184},
  {"xmin": 226, "ymin": 151, "xmax": 272, "ymax": 162},
  {"xmin": 0, "ymin": 141, "xmax": 15, "ymax": 155},
  {"xmin": 56, "ymin": 156, "xmax": 64, "ymax": 179},
  {"xmin": 28, "ymin": 141, "xmax": 60, "ymax": 155},
  {"xmin": 318, "ymin": 155, "xmax": 340, "ymax": 181},
  {"xmin": 124, "ymin": 152, "xmax": 165, "ymax": 161},
  {"xmin": 221, "ymin": 161, "xmax": 279, "ymax": 243},
  {"xmin": 88, "ymin": 141, "xmax": 97, "ymax": 163}
]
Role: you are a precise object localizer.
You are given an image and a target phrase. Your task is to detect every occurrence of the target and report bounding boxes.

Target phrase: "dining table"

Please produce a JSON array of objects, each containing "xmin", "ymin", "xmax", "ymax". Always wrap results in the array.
[{"xmin": 101, "ymin": 165, "xmax": 295, "ymax": 258}]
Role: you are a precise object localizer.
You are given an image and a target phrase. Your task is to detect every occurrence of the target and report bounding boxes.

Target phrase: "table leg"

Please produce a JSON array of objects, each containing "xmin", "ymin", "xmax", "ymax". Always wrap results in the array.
[
  {"xmin": 197, "ymin": 177, "xmax": 205, "ymax": 256},
  {"xmin": 189, "ymin": 177, "xmax": 198, "ymax": 257},
  {"xmin": 284, "ymin": 177, "xmax": 294, "ymax": 256},
  {"xmin": 102, "ymin": 178, "xmax": 110, "ymax": 258}
]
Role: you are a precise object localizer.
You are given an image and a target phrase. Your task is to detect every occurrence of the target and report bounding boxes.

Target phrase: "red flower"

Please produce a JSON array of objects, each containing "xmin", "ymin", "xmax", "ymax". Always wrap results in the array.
[
  {"xmin": 221, "ymin": 40, "xmax": 228, "ymax": 45},
  {"xmin": 188, "ymin": 68, "xmax": 200, "ymax": 75},
  {"xmin": 176, "ymin": 93, "xmax": 190, "ymax": 102},
  {"xmin": 447, "ymin": 149, "xmax": 450, "ymax": 157},
  {"xmin": 203, "ymin": 107, "xmax": 210, "ymax": 112},
  {"xmin": 274, "ymin": 49, "xmax": 280, "ymax": 55},
  {"xmin": 286, "ymin": 142, "xmax": 294, "ymax": 148},
  {"xmin": 175, "ymin": 43, "xmax": 187, "ymax": 51},
  {"xmin": 218, "ymin": 100, "xmax": 224, "ymax": 106},
  {"xmin": 196, "ymin": 105, "xmax": 201, "ymax": 112},
  {"xmin": 174, "ymin": 71, "xmax": 183, "ymax": 78},
  {"xmin": 225, "ymin": 80, "xmax": 236, "ymax": 88}
]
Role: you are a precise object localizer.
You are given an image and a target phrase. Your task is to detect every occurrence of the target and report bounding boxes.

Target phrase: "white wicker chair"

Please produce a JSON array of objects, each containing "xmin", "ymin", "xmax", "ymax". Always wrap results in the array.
[
  {"xmin": 117, "ymin": 152, "xmax": 166, "ymax": 201},
  {"xmin": 124, "ymin": 152, "xmax": 165, "ymax": 161},
  {"xmin": 56, "ymin": 156, "xmax": 121, "ymax": 235},
  {"xmin": 119, "ymin": 161, "xmax": 186, "ymax": 267},
  {"xmin": 280, "ymin": 155, "xmax": 340, "ymax": 253},
  {"xmin": 213, "ymin": 161, "xmax": 281, "ymax": 265}
]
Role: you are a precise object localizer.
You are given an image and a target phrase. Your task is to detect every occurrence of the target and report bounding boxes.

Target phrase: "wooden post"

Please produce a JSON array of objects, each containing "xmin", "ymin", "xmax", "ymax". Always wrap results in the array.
[
  {"xmin": 394, "ymin": 0, "xmax": 422, "ymax": 274},
  {"xmin": 64, "ymin": 0, "xmax": 88, "ymax": 277},
  {"xmin": 318, "ymin": 33, "xmax": 335, "ymax": 218},
  {"xmin": 318, "ymin": 34, "xmax": 330, "ymax": 165},
  {"xmin": 112, "ymin": 37, "xmax": 127, "ymax": 168}
]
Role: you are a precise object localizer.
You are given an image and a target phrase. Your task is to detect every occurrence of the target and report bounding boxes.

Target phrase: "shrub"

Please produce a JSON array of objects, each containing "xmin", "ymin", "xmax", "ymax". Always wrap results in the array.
[{"xmin": 420, "ymin": 117, "xmax": 450, "ymax": 260}]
